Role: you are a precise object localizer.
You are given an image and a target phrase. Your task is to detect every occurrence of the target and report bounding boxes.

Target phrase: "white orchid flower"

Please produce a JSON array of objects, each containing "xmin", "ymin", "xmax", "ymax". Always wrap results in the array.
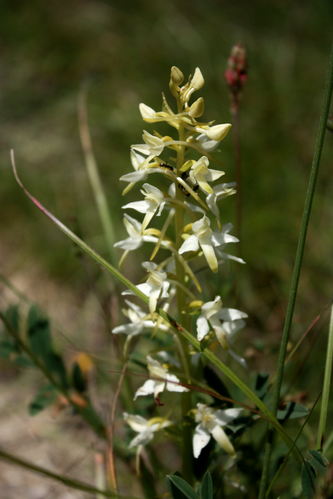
[
  {"xmin": 134, "ymin": 355, "xmax": 189, "ymax": 403},
  {"xmin": 195, "ymin": 123, "xmax": 232, "ymax": 142},
  {"xmin": 114, "ymin": 214, "xmax": 159, "ymax": 251},
  {"xmin": 120, "ymin": 150, "xmax": 158, "ymax": 184},
  {"xmin": 112, "ymin": 300, "xmax": 156, "ymax": 337},
  {"xmin": 122, "ymin": 262, "xmax": 170, "ymax": 318},
  {"xmin": 195, "ymin": 133, "xmax": 221, "ymax": 153},
  {"xmin": 131, "ymin": 130, "xmax": 164, "ymax": 157},
  {"xmin": 189, "ymin": 156, "xmax": 224, "ymax": 194},
  {"xmin": 178, "ymin": 215, "xmax": 238, "ymax": 273},
  {"xmin": 206, "ymin": 183, "xmax": 237, "ymax": 225},
  {"xmin": 193, "ymin": 403, "xmax": 242, "ymax": 458},
  {"xmin": 196, "ymin": 296, "xmax": 247, "ymax": 367},
  {"xmin": 124, "ymin": 412, "xmax": 173, "ymax": 451},
  {"xmin": 122, "ymin": 183, "xmax": 166, "ymax": 232}
]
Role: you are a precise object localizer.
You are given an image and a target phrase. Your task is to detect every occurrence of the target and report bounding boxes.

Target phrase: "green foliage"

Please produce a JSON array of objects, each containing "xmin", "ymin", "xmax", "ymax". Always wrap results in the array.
[
  {"xmin": 301, "ymin": 462, "xmax": 317, "ymax": 499},
  {"xmin": 167, "ymin": 475, "xmax": 200, "ymax": 499},
  {"xmin": 29, "ymin": 383, "xmax": 58, "ymax": 416},
  {"xmin": 72, "ymin": 362, "xmax": 86, "ymax": 393},
  {"xmin": 301, "ymin": 451, "xmax": 329, "ymax": 498},
  {"xmin": 276, "ymin": 402, "xmax": 309, "ymax": 421},
  {"xmin": 27, "ymin": 305, "xmax": 69, "ymax": 389},
  {"xmin": 200, "ymin": 472, "xmax": 213, "ymax": 499},
  {"xmin": 167, "ymin": 472, "xmax": 214, "ymax": 499}
]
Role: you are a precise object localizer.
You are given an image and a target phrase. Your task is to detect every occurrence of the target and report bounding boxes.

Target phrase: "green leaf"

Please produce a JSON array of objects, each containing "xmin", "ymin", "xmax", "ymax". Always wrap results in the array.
[
  {"xmin": 27, "ymin": 306, "xmax": 52, "ymax": 360},
  {"xmin": 0, "ymin": 340, "xmax": 17, "ymax": 359},
  {"xmin": 46, "ymin": 351, "xmax": 69, "ymax": 389},
  {"xmin": 254, "ymin": 372, "xmax": 269, "ymax": 400},
  {"xmin": 166, "ymin": 473, "xmax": 188, "ymax": 499},
  {"xmin": 26, "ymin": 306, "xmax": 69, "ymax": 389},
  {"xmin": 301, "ymin": 462, "xmax": 316, "ymax": 499},
  {"xmin": 0, "ymin": 340, "xmax": 31, "ymax": 367},
  {"xmin": 276, "ymin": 402, "xmax": 308, "ymax": 420},
  {"xmin": 72, "ymin": 362, "xmax": 86, "ymax": 392},
  {"xmin": 3, "ymin": 304, "xmax": 20, "ymax": 335},
  {"xmin": 308, "ymin": 450, "xmax": 329, "ymax": 475},
  {"xmin": 29, "ymin": 383, "xmax": 58, "ymax": 416},
  {"xmin": 167, "ymin": 476, "xmax": 200, "ymax": 499},
  {"xmin": 201, "ymin": 472, "xmax": 213, "ymax": 499}
]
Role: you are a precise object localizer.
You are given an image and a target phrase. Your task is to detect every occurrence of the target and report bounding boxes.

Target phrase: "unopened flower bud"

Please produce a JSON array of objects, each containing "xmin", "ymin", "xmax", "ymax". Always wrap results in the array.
[
  {"xmin": 206, "ymin": 123, "xmax": 232, "ymax": 141},
  {"xmin": 189, "ymin": 97, "xmax": 205, "ymax": 118},
  {"xmin": 190, "ymin": 68, "xmax": 204, "ymax": 91},
  {"xmin": 170, "ymin": 66, "xmax": 184, "ymax": 86}
]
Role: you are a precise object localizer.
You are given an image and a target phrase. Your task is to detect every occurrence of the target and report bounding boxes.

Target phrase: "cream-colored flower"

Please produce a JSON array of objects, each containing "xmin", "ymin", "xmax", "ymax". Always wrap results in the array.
[
  {"xmin": 189, "ymin": 156, "xmax": 224, "ymax": 194},
  {"xmin": 179, "ymin": 215, "xmax": 238, "ymax": 273},
  {"xmin": 193, "ymin": 403, "xmax": 242, "ymax": 458},
  {"xmin": 195, "ymin": 123, "xmax": 231, "ymax": 141},
  {"xmin": 196, "ymin": 296, "xmax": 247, "ymax": 366},
  {"xmin": 132, "ymin": 130, "xmax": 164, "ymax": 157},
  {"xmin": 124, "ymin": 412, "xmax": 173, "ymax": 448},
  {"xmin": 134, "ymin": 355, "xmax": 189, "ymax": 402},
  {"xmin": 123, "ymin": 262, "xmax": 170, "ymax": 318},
  {"xmin": 122, "ymin": 183, "xmax": 166, "ymax": 232}
]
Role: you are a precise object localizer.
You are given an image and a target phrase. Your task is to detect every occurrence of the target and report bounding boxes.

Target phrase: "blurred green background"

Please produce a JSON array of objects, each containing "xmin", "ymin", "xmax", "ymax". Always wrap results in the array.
[{"xmin": 1, "ymin": 0, "xmax": 333, "ymax": 371}]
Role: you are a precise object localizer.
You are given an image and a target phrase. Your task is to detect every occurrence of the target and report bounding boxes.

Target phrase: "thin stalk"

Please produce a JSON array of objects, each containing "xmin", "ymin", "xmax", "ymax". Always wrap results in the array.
[
  {"xmin": 258, "ymin": 41, "xmax": 333, "ymax": 499},
  {"xmin": 107, "ymin": 361, "xmax": 128, "ymax": 492},
  {"xmin": 78, "ymin": 86, "xmax": 117, "ymax": 265},
  {"xmin": 0, "ymin": 447, "xmax": 139, "ymax": 499},
  {"xmin": 317, "ymin": 304, "xmax": 333, "ymax": 450},
  {"xmin": 231, "ymin": 94, "xmax": 242, "ymax": 252},
  {"xmin": 0, "ymin": 310, "xmax": 107, "ymax": 440},
  {"xmin": 174, "ymin": 100, "xmax": 193, "ymax": 484}
]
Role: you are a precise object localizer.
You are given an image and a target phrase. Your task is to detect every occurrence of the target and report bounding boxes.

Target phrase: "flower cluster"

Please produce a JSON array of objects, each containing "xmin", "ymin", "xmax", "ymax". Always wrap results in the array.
[{"xmin": 112, "ymin": 67, "xmax": 247, "ymax": 465}]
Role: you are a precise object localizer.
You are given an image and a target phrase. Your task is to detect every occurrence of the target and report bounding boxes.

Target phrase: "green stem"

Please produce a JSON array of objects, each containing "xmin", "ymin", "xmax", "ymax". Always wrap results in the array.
[
  {"xmin": 258, "ymin": 40, "xmax": 333, "ymax": 499},
  {"xmin": 0, "ymin": 447, "xmax": 139, "ymax": 499},
  {"xmin": 317, "ymin": 304, "xmax": 333, "ymax": 450},
  {"xmin": 0, "ymin": 311, "xmax": 107, "ymax": 440},
  {"xmin": 174, "ymin": 101, "xmax": 193, "ymax": 484},
  {"xmin": 78, "ymin": 86, "xmax": 117, "ymax": 266}
]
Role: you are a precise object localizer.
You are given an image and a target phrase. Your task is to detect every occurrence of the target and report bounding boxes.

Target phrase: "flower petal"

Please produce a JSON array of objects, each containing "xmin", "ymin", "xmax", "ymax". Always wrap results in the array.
[
  {"xmin": 197, "ymin": 315, "xmax": 210, "ymax": 341},
  {"xmin": 210, "ymin": 424, "xmax": 236, "ymax": 458},
  {"xmin": 134, "ymin": 379, "xmax": 156, "ymax": 400},
  {"xmin": 213, "ymin": 408, "xmax": 243, "ymax": 426},
  {"xmin": 123, "ymin": 413, "xmax": 148, "ymax": 432},
  {"xmin": 193, "ymin": 424, "xmax": 211, "ymax": 458},
  {"xmin": 178, "ymin": 235, "xmax": 200, "ymax": 254},
  {"xmin": 122, "ymin": 200, "xmax": 148, "ymax": 214},
  {"xmin": 166, "ymin": 373, "xmax": 189, "ymax": 392},
  {"xmin": 218, "ymin": 308, "xmax": 248, "ymax": 321}
]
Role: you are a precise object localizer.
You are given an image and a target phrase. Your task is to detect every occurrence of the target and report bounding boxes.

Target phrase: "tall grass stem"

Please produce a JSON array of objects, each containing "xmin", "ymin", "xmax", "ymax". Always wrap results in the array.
[
  {"xmin": 258, "ymin": 40, "xmax": 333, "ymax": 499},
  {"xmin": 316, "ymin": 304, "xmax": 333, "ymax": 450},
  {"xmin": 78, "ymin": 86, "xmax": 117, "ymax": 266}
]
